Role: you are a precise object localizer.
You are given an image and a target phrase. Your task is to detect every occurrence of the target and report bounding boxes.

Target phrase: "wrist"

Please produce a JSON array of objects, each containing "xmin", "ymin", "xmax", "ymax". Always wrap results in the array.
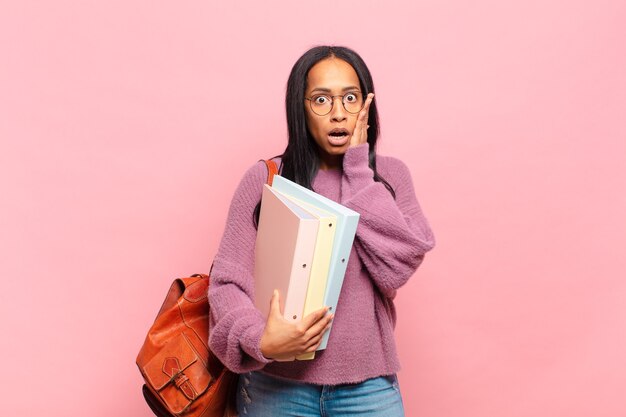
[
  {"xmin": 343, "ymin": 143, "xmax": 372, "ymax": 174},
  {"xmin": 259, "ymin": 337, "xmax": 274, "ymax": 360}
]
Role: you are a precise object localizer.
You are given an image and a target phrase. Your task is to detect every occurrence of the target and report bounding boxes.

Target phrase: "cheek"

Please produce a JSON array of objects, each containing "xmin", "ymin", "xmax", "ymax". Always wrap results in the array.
[
  {"xmin": 347, "ymin": 116, "xmax": 358, "ymax": 131},
  {"xmin": 305, "ymin": 111, "xmax": 318, "ymax": 132},
  {"xmin": 306, "ymin": 117, "xmax": 324, "ymax": 137}
]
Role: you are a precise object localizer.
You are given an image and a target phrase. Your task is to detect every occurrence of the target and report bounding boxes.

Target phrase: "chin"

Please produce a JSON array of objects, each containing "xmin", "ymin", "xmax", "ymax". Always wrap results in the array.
[{"xmin": 325, "ymin": 145, "xmax": 349, "ymax": 155}]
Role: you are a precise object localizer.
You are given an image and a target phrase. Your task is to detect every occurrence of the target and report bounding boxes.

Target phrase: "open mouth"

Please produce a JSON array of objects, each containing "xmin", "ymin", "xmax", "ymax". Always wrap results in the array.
[{"xmin": 327, "ymin": 129, "xmax": 350, "ymax": 146}]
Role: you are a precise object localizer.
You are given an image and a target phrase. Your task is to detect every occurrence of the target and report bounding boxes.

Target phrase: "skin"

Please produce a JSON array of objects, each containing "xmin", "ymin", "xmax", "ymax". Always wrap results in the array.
[
  {"xmin": 305, "ymin": 57, "xmax": 375, "ymax": 170},
  {"xmin": 259, "ymin": 57, "xmax": 375, "ymax": 359}
]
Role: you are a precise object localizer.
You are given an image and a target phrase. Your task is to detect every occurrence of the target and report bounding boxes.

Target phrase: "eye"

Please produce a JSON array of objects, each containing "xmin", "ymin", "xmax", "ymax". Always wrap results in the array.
[
  {"xmin": 313, "ymin": 95, "xmax": 330, "ymax": 105},
  {"xmin": 344, "ymin": 93, "xmax": 358, "ymax": 103}
]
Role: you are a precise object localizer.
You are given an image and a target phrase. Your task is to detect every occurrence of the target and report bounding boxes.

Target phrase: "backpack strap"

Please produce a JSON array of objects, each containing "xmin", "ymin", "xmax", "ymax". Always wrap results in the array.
[{"xmin": 262, "ymin": 159, "xmax": 279, "ymax": 186}]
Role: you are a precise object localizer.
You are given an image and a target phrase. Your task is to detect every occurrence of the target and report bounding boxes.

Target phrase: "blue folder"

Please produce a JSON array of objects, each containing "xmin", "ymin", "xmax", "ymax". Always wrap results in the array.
[{"xmin": 271, "ymin": 175, "xmax": 360, "ymax": 350}]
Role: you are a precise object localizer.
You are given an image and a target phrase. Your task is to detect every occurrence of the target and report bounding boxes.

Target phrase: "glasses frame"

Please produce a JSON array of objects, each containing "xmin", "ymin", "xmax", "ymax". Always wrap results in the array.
[{"xmin": 304, "ymin": 91, "xmax": 364, "ymax": 116}]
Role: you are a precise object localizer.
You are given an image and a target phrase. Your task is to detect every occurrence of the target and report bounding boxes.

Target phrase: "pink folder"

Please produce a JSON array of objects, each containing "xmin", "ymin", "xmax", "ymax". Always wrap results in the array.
[{"xmin": 254, "ymin": 184, "xmax": 319, "ymax": 330}]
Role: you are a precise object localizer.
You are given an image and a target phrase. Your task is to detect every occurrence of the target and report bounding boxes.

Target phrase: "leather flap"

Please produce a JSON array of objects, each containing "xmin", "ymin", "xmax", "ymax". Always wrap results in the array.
[{"xmin": 142, "ymin": 333, "xmax": 198, "ymax": 391}]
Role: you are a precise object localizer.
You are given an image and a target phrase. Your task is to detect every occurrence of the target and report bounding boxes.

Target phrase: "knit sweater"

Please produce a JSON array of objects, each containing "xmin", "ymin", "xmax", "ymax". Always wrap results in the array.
[{"xmin": 208, "ymin": 143, "xmax": 435, "ymax": 385}]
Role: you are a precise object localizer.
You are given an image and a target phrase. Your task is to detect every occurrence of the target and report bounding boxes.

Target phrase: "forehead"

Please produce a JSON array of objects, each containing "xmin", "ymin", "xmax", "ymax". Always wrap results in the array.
[{"xmin": 306, "ymin": 58, "xmax": 360, "ymax": 92}]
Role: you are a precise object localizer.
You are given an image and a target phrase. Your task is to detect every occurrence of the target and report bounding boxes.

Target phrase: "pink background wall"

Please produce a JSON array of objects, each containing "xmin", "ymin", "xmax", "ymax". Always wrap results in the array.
[{"xmin": 1, "ymin": 1, "xmax": 625, "ymax": 416}]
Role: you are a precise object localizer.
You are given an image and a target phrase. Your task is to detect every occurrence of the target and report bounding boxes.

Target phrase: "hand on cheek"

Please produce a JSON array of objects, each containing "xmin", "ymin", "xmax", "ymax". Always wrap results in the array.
[{"xmin": 349, "ymin": 93, "xmax": 374, "ymax": 148}]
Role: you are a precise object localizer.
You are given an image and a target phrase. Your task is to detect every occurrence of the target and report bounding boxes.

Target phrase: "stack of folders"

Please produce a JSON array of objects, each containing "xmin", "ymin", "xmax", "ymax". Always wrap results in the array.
[{"xmin": 254, "ymin": 175, "xmax": 360, "ymax": 361}]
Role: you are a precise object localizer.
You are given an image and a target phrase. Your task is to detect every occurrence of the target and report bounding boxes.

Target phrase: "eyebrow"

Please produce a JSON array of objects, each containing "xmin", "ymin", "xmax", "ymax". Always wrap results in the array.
[{"xmin": 310, "ymin": 86, "xmax": 361, "ymax": 94}]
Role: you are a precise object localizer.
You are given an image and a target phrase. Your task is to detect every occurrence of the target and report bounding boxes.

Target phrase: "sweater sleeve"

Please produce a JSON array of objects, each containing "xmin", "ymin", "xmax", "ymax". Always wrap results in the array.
[
  {"xmin": 340, "ymin": 143, "xmax": 436, "ymax": 299},
  {"xmin": 207, "ymin": 161, "xmax": 274, "ymax": 373}
]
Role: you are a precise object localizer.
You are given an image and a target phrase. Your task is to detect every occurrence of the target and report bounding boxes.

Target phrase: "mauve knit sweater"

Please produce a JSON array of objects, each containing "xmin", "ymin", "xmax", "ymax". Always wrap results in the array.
[{"xmin": 208, "ymin": 143, "xmax": 435, "ymax": 385}]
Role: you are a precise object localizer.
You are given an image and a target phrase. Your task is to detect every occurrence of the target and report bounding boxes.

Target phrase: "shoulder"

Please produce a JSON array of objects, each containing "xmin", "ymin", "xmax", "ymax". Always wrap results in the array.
[
  {"xmin": 239, "ymin": 158, "xmax": 275, "ymax": 184},
  {"xmin": 374, "ymin": 153, "xmax": 413, "ymax": 188},
  {"xmin": 231, "ymin": 156, "xmax": 283, "ymax": 205}
]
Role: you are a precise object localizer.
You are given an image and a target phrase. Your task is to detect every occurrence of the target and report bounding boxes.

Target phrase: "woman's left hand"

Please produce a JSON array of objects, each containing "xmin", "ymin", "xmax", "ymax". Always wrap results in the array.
[{"xmin": 349, "ymin": 93, "xmax": 374, "ymax": 148}]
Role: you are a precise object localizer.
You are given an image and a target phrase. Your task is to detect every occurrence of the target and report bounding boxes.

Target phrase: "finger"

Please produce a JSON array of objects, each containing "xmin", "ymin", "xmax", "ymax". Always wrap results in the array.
[
  {"xmin": 361, "ymin": 93, "xmax": 374, "ymax": 118},
  {"xmin": 269, "ymin": 290, "xmax": 281, "ymax": 318},
  {"xmin": 352, "ymin": 119, "xmax": 364, "ymax": 146},
  {"xmin": 302, "ymin": 329, "xmax": 324, "ymax": 351},
  {"xmin": 358, "ymin": 107, "xmax": 368, "ymax": 125},
  {"xmin": 301, "ymin": 306, "xmax": 329, "ymax": 328},
  {"xmin": 304, "ymin": 339, "xmax": 322, "ymax": 353},
  {"xmin": 356, "ymin": 93, "xmax": 374, "ymax": 133},
  {"xmin": 304, "ymin": 312, "xmax": 334, "ymax": 340},
  {"xmin": 304, "ymin": 336, "xmax": 322, "ymax": 352},
  {"xmin": 351, "ymin": 111, "xmax": 368, "ymax": 146},
  {"xmin": 306, "ymin": 320, "xmax": 332, "ymax": 347},
  {"xmin": 303, "ymin": 324, "xmax": 332, "ymax": 352}
]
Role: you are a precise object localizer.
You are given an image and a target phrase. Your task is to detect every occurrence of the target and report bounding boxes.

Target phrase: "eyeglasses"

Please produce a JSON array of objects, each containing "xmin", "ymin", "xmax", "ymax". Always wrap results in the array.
[{"xmin": 304, "ymin": 91, "xmax": 364, "ymax": 116}]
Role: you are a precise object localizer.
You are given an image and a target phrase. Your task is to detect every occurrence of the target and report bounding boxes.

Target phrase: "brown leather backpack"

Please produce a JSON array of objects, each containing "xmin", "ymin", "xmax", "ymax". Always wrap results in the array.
[
  {"xmin": 136, "ymin": 160, "xmax": 278, "ymax": 417},
  {"xmin": 137, "ymin": 274, "xmax": 238, "ymax": 417}
]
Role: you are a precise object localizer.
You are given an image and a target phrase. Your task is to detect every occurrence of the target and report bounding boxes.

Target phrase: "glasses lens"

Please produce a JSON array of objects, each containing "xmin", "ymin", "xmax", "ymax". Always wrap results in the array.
[
  {"xmin": 310, "ymin": 95, "xmax": 332, "ymax": 115},
  {"xmin": 343, "ymin": 92, "xmax": 363, "ymax": 114}
]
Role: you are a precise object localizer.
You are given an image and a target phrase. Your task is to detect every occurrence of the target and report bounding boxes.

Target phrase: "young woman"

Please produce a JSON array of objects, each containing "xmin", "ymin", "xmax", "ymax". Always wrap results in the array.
[{"xmin": 208, "ymin": 45, "xmax": 435, "ymax": 416}]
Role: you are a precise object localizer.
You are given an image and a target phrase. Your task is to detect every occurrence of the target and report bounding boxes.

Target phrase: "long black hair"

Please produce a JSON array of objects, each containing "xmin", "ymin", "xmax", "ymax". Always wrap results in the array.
[{"xmin": 254, "ymin": 45, "xmax": 395, "ymax": 228}]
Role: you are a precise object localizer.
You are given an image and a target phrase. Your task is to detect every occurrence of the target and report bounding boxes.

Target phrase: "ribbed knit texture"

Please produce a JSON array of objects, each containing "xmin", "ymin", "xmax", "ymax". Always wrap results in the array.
[{"xmin": 208, "ymin": 143, "xmax": 435, "ymax": 385}]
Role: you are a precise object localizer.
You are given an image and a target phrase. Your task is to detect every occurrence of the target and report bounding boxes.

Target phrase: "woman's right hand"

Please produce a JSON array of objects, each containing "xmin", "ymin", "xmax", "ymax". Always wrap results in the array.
[{"xmin": 260, "ymin": 290, "xmax": 334, "ymax": 360}]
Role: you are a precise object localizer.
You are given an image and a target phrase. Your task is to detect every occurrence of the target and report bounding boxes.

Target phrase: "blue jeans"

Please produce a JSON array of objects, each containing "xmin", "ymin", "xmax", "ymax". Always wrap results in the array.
[{"xmin": 236, "ymin": 370, "xmax": 405, "ymax": 417}]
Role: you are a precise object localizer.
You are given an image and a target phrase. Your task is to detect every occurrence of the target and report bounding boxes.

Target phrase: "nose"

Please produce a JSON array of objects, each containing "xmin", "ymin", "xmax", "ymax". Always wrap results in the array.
[{"xmin": 329, "ymin": 96, "xmax": 347, "ymax": 122}]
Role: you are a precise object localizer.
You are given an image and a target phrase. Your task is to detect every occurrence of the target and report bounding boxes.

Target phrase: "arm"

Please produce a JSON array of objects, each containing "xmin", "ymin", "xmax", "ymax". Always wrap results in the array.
[
  {"xmin": 207, "ymin": 161, "xmax": 273, "ymax": 373},
  {"xmin": 208, "ymin": 161, "xmax": 334, "ymax": 369},
  {"xmin": 341, "ymin": 143, "xmax": 436, "ymax": 298}
]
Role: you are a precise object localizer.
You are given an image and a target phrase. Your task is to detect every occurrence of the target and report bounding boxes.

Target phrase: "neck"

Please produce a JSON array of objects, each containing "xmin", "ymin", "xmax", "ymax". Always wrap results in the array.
[{"xmin": 318, "ymin": 153, "xmax": 343, "ymax": 171}]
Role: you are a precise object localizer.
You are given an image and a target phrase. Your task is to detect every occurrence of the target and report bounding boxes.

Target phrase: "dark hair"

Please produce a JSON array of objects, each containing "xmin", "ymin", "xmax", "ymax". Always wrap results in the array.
[{"xmin": 253, "ymin": 45, "xmax": 395, "ymax": 228}]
